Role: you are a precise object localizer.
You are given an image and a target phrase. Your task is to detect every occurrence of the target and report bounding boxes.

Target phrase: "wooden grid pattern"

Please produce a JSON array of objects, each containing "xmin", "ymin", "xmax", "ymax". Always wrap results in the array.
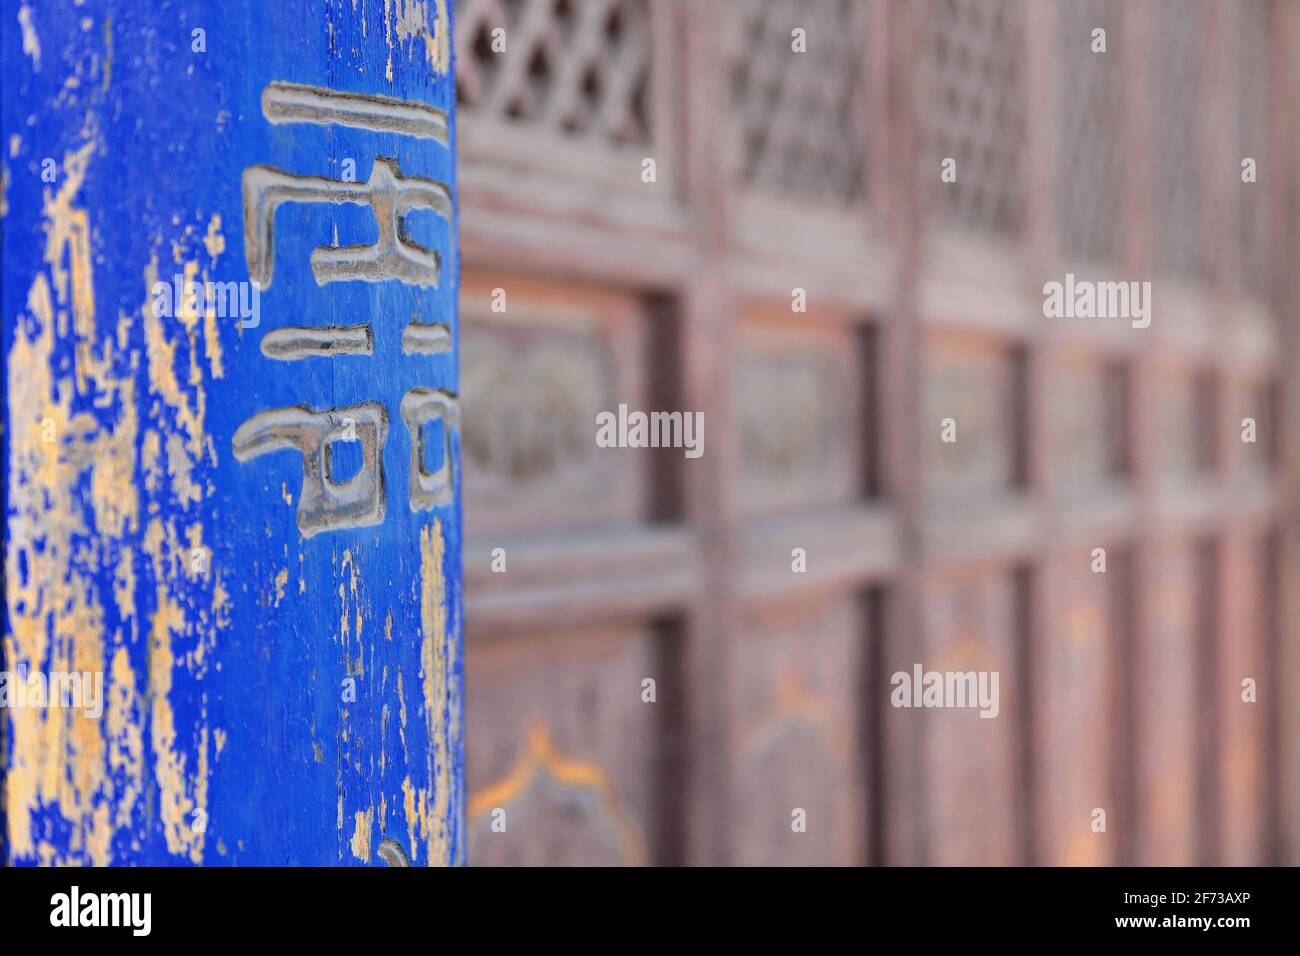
[
  {"xmin": 455, "ymin": 0, "xmax": 1300, "ymax": 866},
  {"xmin": 726, "ymin": 0, "xmax": 872, "ymax": 204},
  {"xmin": 1055, "ymin": 0, "xmax": 1122, "ymax": 265},
  {"xmin": 1234, "ymin": 0, "xmax": 1273, "ymax": 297},
  {"xmin": 1151, "ymin": 0, "xmax": 1210, "ymax": 278},
  {"xmin": 919, "ymin": 0, "xmax": 1027, "ymax": 237},
  {"xmin": 455, "ymin": 0, "xmax": 653, "ymax": 145}
]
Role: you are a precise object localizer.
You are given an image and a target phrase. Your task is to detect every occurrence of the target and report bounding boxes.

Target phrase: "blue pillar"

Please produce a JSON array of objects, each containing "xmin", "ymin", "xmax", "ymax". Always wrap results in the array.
[{"xmin": 2, "ymin": 0, "xmax": 462, "ymax": 865}]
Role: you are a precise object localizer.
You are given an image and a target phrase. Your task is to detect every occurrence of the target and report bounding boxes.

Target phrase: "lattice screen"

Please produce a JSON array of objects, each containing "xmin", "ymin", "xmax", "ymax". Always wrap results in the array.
[
  {"xmin": 1056, "ymin": 0, "xmax": 1122, "ymax": 265},
  {"xmin": 450, "ymin": 0, "xmax": 1299, "ymax": 871},
  {"xmin": 1235, "ymin": 0, "xmax": 1272, "ymax": 297},
  {"xmin": 1151, "ymin": 0, "xmax": 1209, "ymax": 278},
  {"xmin": 454, "ymin": 0, "xmax": 652, "ymax": 146},
  {"xmin": 919, "ymin": 0, "xmax": 1027, "ymax": 237},
  {"xmin": 727, "ymin": 0, "xmax": 871, "ymax": 205}
]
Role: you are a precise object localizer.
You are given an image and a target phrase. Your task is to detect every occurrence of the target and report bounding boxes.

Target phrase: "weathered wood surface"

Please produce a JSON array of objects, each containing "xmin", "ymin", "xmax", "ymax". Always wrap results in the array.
[
  {"xmin": 1036, "ymin": 555, "xmax": 1121, "ymax": 866},
  {"xmin": 450, "ymin": 0, "xmax": 1298, "ymax": 867},
  {"xmin": 2, "ymin": 0, "xmax": 462, "ymax": 865},
  {"xmin": 732, "ymin": 595, "xmax": 866, "ymax": 866},
  {"xmin": 466, "ymin": 624, "xmax": 666, "ymax": 866}
]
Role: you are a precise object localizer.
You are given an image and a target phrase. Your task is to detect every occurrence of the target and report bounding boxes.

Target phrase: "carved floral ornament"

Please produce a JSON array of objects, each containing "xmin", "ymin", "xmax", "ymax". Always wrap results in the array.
[{"xmin": 461, "ymin": 336, "xmax": 608, "ymax": 488}]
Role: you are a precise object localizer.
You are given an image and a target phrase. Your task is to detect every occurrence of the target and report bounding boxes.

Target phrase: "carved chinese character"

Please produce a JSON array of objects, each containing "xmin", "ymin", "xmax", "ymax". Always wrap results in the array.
[
  {"xmin": 232, "ymin": 403, "xmax": 388, "ymax": 536},
  {"xmin": 401, "ymin": 388, "xmax": 458, "ymax": 511},
  {"xmin": 234, "ymin": 82, "xmax": 458, "ymax": 534},
  {"xmin": 243, "ymin": 157, "xmax": 451, "ymax": 289}
]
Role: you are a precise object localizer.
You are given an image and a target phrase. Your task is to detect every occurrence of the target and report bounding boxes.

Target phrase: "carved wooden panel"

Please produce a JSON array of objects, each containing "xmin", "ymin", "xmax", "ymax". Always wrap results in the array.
[
  {"xmin": 1038, "ymin": 558, "xmax": 1121, "ymax": 865},
  {"xmin": 733, "ymin": 596, "xmax": 865, "ymax": 865},
  {"xmin": 1152, "ymin": 369, "xmax": 1216, "ymax": 482},
  {"xmin": 1138, "ymin": 541, "xmax": 1204, "ymax": 864},
  {"xmin": 920, "ymin": 0, "xmax": 1027, "ymax": 236},
  {"xmin": 1218, "ymin": 533, "xmax": 1272, "ymax": 865},
  {"xmin": 466, "ymin": 625, "xmax": 666, "ymax": 866},
  {"xmin": 1048, "ymin": 355, "xmax": 1128, "ymax": 496},
  {"xmin": 1152, "ymin": 0, "xmax": 1210, "ymax": 278},
  {"xmin": 915, "ymin": 568, "xmax": 1020, "ymax": 864},
  {"xmin": 1236, "ymin": 377, "xmax": 1280, "ymax": 477},
  {"xmin": 735, "ymin": 317, "xmax": 865, "ymax": 515},
  {"xmin": 727, "ymin": 0, "xmax": 871, "ymax": 204},
  {"xmin": 454, "ymin": 0, "xmax": 653, "ymax": 146},
  {"xmin": 459, "ymin": 274, "xmax": 648, "ymax": 536},
  {"xmin": 1056, "ymin": 0, "xmax": 1123, "ymax": 264},
  {"xmin": 923, "ymin": 337, "xmax": 1019, "ymax": 501},
  {"xmin": 445, "ymin": 0, "xmax": 1300, "ymax": 873}
]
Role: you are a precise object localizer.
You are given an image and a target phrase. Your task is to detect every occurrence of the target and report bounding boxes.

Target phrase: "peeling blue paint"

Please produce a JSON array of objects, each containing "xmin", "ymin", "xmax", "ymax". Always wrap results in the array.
[{"xmin": 2, "ymin": 0, "xmax": 462, "ymax": 866}]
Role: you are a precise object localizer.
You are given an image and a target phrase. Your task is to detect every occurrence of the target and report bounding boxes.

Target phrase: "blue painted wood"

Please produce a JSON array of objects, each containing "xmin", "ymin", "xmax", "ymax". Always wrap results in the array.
[{"xmin": 1, "ymin": 0, "xmax": 462, "ymax": 865}]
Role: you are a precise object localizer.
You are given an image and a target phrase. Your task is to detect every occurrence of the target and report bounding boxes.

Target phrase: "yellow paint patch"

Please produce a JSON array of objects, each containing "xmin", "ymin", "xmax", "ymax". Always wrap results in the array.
[
  {"xmin": 3, "ymin": 136, "xmax": 124, "ymax": 863},
  {"xmin": 18, "ymin": 4, "xmax": 41, "ymax": 71},
  {"xmin": 351, "ymin": 808, "xmax": 374, "ymax": 861},
  {"xmin": 147, "ymin": 583, "xmax": 207, "ymax": 863},
  {"xmin": 402, "ymin": 775, "xmax": 419, "ymax": 863},
  {"xmin": 419, "ymin": 520, "xmax": 459, "ymax": 865},
  {"xmin": 106, "ymin": 646, "xmax": 144, "ymax": 829},
  {"xmin": 396, "ymin": 668, "xmax": 409, "ymax": 761},
  {"xmin": 3, "ymin": 129, "xmax": 226, "ymax": 864},
  {"xmin": 383, "ymin": 0, "xmax": 449, "ymax": 79},
  {"xmin": 203, "ymin": 214, "xmax": 226, "ymax": 260}
]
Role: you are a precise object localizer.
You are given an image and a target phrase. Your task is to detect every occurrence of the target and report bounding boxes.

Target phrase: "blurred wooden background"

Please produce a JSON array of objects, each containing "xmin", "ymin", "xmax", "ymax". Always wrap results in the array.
[{"xmin": 453, "ymin": 0, "xmax": 1300, "ymax": 865}]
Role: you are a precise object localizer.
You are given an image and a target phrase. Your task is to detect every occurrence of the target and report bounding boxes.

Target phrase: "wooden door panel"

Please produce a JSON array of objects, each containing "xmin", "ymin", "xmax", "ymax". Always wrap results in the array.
[
  {"xmin": 1048, "ymin": 355, "xmax": 1128, "ymax": 496},
  {"xmin": 460, "ymin": 273, "xmax": 651, "ymax": 537},
  {"xmin": 1153, "ymin": 369, "xmax": 1217, "ymax": 484},
  {"xmin": 444, "ymin": 0, "xmax": 1299, "ymax": 872},
  {"xmin": 1038, "ymin": 558, "xmax": 1121, "ymax": 865},
  {"xmin": 732, "ymin": 596, "xmax": 865, "ymax": 865},
  {"xmin": 465, "ymin": 625, "xmax": 666, "ymax": 866},
  {"xmin": 922, "ymin": 337, "xmax": 1020, "ymax": 503},
  {"xmin": 734, "ymin": 315, "xmax": 867, "ymax": 516},
  {"xmin": 1218, "ymin": 532, "xmax": 1271, "ymax": 865},
  {"xmin": 915, "ymin": 567, "xmax": 1020, "ymax": 865},
  {"xmin": 1139, "ymin": 541, "xmax": 1203, "ymax": 864}
]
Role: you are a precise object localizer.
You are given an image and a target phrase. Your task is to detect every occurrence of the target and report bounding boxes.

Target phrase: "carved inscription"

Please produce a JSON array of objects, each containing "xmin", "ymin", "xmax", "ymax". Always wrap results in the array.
[
  {"xmin": 401, "ymin": 388, "xmax": 458, "ymax": 511},
  {"xmin": 261, "ymin": 325, "xmax": 374, "ymax": 360},
  {"xmin": 233, "ymin": 404, "xmax": 388, "ymax": 537},
  {"xmin": 261, "ymin": 82, "xmax": 450, "ymax": 141},
  {"xmin": 234, "ymin": 83, "xmax": 459, "ymax": 536},
  {"xmin": 242, "ymin": 158, "xmax": 451, "ymax": 289}
]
